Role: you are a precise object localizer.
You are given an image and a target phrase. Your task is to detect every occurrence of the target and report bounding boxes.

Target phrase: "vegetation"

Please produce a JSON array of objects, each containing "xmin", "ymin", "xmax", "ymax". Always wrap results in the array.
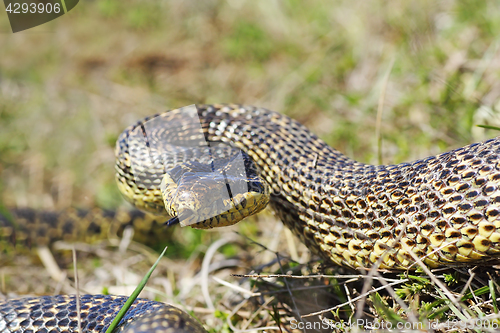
[{"xmin": 1, "ymin": 0, "xmax": 500, "ymax": 332}]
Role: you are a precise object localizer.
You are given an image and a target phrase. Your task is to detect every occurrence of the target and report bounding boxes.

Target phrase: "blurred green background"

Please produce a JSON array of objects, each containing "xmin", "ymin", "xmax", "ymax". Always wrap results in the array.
[
  {"xmin": 0, "ymin": 0, "xmax": 499, "ymax": 215},
  {"xmin": 1, "ymin": 1, "xmax": 500, "ymax": 330}
]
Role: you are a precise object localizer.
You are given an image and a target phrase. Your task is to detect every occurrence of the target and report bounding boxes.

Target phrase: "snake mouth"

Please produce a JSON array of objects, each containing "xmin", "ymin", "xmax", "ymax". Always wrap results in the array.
[{"xmin": 165, "ymin": 209, "xmax": 194, "ymax": 227}]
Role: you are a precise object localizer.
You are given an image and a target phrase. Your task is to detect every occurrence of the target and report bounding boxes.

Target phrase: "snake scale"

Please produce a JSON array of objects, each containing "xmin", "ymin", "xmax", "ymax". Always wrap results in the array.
[{"xmin": 3, "ymin": 104, "xmax": 500, "ymax": 331}]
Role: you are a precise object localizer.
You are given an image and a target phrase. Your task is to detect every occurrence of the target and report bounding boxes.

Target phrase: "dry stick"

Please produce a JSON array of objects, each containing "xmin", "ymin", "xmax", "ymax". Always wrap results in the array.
[
  {"xmin": 226, "ymin": 278, "xmax": 355, "ymax": 298},
  {"xmin": 353, "ymin": 216, "xmax": 411, "ymax": 322},
  {"xmin": 262, "ymin": 222, "xmax": 284, "ymax": 263},
  {"xmin": 201, "ymin": 236, "xmax": 235, "ymax": 310},
  {"xmin": 342, "ymin": 283, "xmax": 356, "ymax": 318},
  {"xmin": 118, "ymin": 226, "xmax": 134, "ymax": 254},
  {"xmin": 237, "ymin": 214, "xmax": 300, "ymax": 265},
  {"xmin": 226, "ymin": 296, "xmax": 280, "ymax": 333},
  {"xmin": 212, "ymin": 276, "xmax": 260, "ymax": 297},
  {"xmin": 72, "ymin": 246, "xmax": 82, "ymax": 333},
  {"xmin": 301, "ymin": 279, "xmax": 408, "ymax": 318},
  {"xmin": 463, "ymin": 268, "xmax": 484, "ymax": 317},
  {"xmin": 284, "ymin": 228, "xmax": 299, "ymax": 262},
  {"xmin": 466, "ymin": 296, "xmax": 500, "ymax": 310},
  {"xmin": 233, "ymin": 271, "xmax": 407, "ymax": 317},
  {"xmin": 403, "ymin": 246, "xmax": 461, "ymax": 308},
  {"xmin": 487, "ymin": 272, "xmax": 498, "ymax": 315},
  {"xmin": 232, "ymin": 274, "xmax": 401, "ymax": 282},
  {"xmin": 37, "ymin": 245, "xmax": 65, "ymax": 282},
  {"xmin": 469, "ymin": 284, "xmax": 482, "ymax": 311},
  {"xmin": 435, "ymin": 288, "xmax": 472, "ymax": 324},
  {"xmin": 237, "ymin": 227, "xmax": 409, "ymax": 320},
  {"xmin": 275, "ymin": 252, "xmax": 305, "ymax": 333},
  {"xmin": 349, "ymin": 193, "xmax": 463, "ymax": 321},
  {"xmin": 463, "ymin": 38, "xmax": 498, "ymax": 99},
  {"xmin": 352, "ymin": 56, "xmax": 399, "ymax": 323},
  {"xmin": 372, "ymin": 270, "xmax": 419, "ymax": 323},
  {"xmin": 405, "ymin": 238, "xmax": 459, "ymax": 271},
  {"xmin": 277, "ymin": 225, "xmax": 412, "ymax": 320},
  {"xmin": 241, "ymin": 296, "xmax": 279, "ymax": 332},
  {"xmin": 459, "ymin": 270, "xmax": 477, "ymax": 302},
  {"xmin": 434, "ymin": 313, "xmax": 500, "ymax": 333},
  {"xmin": 375, "ymin": 56, "xmax": 395, "ymax": 165}
]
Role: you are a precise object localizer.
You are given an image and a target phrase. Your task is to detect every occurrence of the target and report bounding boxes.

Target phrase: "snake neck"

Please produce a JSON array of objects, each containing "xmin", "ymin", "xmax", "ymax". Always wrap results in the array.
[{"xmin": 197, "ymin": 105, "xmax": 500, "ymax": 269}]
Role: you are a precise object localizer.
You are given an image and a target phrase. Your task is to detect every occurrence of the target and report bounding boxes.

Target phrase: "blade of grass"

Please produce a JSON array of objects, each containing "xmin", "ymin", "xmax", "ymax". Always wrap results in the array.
[
  {"xmin": 490, "ymin": 279, "xmax": 498, "ymax": 314},
  {"xmin": 428, "ymin": 286, "xmax": 491, "ymax": 320},
  {"xmin": 104, "ymin": 245, "xmax": 168, "ymax": 333},
  {"xmin": 370, "ymin": 292, "xmax": 405, "ymax": 324},
  {"xmin": 477, "ymin": 124, "xmax": 500, "ymax": 131},
  {"xmin": 435, "ymin": 289, "xmax": 468, "ymax": 322},
  {"xmin": 72, "ymin": 247, "xmax": 82, "ymax": 333},
  {"xmin": 60, "ymin": 0, "xmax": 68, "ymax": 13}
]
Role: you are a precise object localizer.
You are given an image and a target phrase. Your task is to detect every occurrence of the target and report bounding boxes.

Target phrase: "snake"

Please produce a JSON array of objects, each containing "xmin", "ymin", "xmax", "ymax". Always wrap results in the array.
[
  {"xmin": 3, "ymin": 103, "xmax": 500, "ymax": 331},
  {"xmin": 115, "ymin": 104, "xmax": 500, "ymax": 270}
]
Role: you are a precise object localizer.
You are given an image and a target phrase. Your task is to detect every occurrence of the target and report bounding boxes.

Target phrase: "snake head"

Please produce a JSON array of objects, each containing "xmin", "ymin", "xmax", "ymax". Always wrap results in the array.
[{"xmin": 161, "ymin": 163, "xmax": 270, "ymax": 229}]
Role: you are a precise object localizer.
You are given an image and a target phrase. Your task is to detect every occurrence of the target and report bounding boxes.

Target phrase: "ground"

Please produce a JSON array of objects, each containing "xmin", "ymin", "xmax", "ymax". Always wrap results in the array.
[{"xmin": 1, "ymin": 0, "xmax": 500, "ymax": 332}]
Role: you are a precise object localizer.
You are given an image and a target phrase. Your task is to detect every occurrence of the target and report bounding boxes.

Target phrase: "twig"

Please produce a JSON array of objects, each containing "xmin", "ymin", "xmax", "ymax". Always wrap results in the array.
[
  {"xmin": 301, "ymin": 279, "xmax": 408, "ymax": 318},
  {"xmin": 72, "ymin": 247, "xmax": 82, "ymax": 333}
]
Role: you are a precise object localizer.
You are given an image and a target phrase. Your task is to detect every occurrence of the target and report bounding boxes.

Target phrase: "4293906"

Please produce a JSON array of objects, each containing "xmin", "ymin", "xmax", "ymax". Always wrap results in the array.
[{"xmin": 5, "ymin": 2, "xmax": 61, "ymax": 14}]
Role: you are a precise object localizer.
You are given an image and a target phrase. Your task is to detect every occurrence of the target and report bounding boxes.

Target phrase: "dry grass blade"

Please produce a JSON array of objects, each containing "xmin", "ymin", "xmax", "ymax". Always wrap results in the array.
[
  {"xmin": 375, "ymin": 56, "xmax": 395, "ymax": 165},
  {"xmin": 104, "ymin": 245, "xmax": 168, "ymax": 333},
  {"xmin": 37, "ymin": 246, "xmax": 65, "ymax": 282},
  {"xmin": 72, "ymin": 247, "xmax": 82, "ymax": 333},
  {"xmin": 301, "ymin": 279, "xmax": 408, "ymax": 318},
  {"xmin": 404, "ymin": 244, "xmax": 460, "ymax": 306}
]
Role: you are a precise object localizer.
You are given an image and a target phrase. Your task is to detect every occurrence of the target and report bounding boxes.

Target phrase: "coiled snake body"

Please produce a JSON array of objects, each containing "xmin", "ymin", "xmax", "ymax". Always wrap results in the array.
[
  {"xmin": 3, "ymin": 104, "xmax": 500, "ymax": 332},
  {"xmin": 0, "ymin": 295, "xmax": 205, "ymax": 333},
  {"xmin": 117, "ymin": 104, "xmax": 500, "ymax": 270}
]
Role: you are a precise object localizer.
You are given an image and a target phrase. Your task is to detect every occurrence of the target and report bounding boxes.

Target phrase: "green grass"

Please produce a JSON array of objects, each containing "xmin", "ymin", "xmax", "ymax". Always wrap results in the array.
[{"xmin": 1, "ymin": 0, "xmax": 500, "ymax": 331}]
